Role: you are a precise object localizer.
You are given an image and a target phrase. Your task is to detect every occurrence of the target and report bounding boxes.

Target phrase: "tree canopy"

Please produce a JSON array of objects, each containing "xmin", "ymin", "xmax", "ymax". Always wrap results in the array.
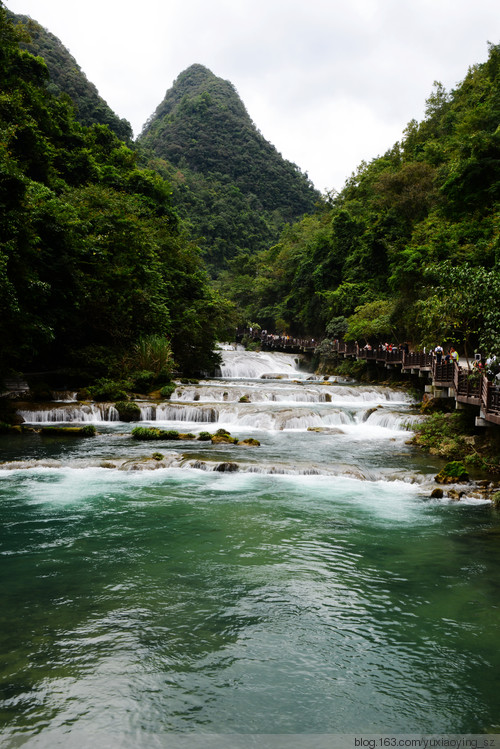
[
  {"xmin": 0, "ymin": 4, "xmax": 230, "ymax": 380},
  {"xmin": 221, "ymin": 44, "xmax": 500, "ymax": 352},
  {"xmin": 138, "ymin": 64, "xmax": 319, "ymax": 273}
]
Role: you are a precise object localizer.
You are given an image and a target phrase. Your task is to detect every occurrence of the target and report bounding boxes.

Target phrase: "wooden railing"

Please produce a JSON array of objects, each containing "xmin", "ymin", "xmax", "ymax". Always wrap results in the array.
[
  {"xmin": 332, "ymin": 340, "xmax": 500, "ymax": 426},
  {"xmin": 236, "ymin": 330, "xmax": 500, "ymax": 425}
]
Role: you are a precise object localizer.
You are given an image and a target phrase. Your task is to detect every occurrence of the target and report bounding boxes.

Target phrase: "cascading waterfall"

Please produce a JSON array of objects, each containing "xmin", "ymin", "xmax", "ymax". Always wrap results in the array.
[
  {"xmin": 216, "ymin": 349, "xmax": 306, "ymax": 378},
  {"xmin": 155, "ymin": 404, "xmax": 219, "ymax": 422},
  {"xmin": 18, "ymin": 404, "xmax": 119, "ymax": 422}
]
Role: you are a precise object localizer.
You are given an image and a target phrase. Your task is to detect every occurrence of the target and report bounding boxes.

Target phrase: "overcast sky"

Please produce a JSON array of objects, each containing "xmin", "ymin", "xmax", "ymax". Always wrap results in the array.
[{"xmin": 4, "ymin": 0, "xmax": 499, "ymax": 192}]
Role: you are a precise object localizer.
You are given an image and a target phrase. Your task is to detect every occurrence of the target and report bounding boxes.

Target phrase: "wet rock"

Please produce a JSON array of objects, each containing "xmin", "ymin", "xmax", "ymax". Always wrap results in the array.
[
  {"xmin": 430, "ymin": 488, "xmax": 444, "ymax": 499},
  {"xmin": 215, "ymin": 462, "xmax": 239, "ymax": 472},
  {"xmin": 447, "ymin": 489, "xmax": 465, "ymax": 501},
  {"xmin": 240, "ymin": 438, "xmax": 260, "ymax": 446}
]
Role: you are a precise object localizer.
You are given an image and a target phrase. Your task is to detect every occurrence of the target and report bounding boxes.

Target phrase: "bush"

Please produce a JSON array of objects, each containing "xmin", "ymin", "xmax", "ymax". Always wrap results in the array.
[
  {"xmin": 80, "ymin": 425, "xmax": 97, "ymax": 437},
  {"xmin": 435, "ymin": 460, "xmax": 469, "ymax": 484},
  {"xmin": 443, "ymin": 461, "xmax": 469, "ymax": 479},
  {"xmin": 156, "ymin": 368, "xmax": 173, "ymax": 386},
  {"xmin": 131, "ymin": 370, "xmax": 155, "ymax": 393},
  {"xmin": 115, "ymin": 401, "xmax": 141, "ymax": 422},
  {"xmin": 198, "ymin": 431, "xmax": 213, "ymax": 441},
  {"xmin": 160, "ymin": 383, "xmax": 176, "ymax": 399},
  {"xmin": 132, "ymin": 427, "xmax": 162, "ymax": 440},
  {"xmin": 134, "ymin": 335, "xmax": 174, "ymax": 375},
  {"xmin": 90, "ymin": 379, "xmax": 129, "ymax": 402},
  {"xmin": 28, "ymin": 382, "xmax": 53, "ymax": 402}
]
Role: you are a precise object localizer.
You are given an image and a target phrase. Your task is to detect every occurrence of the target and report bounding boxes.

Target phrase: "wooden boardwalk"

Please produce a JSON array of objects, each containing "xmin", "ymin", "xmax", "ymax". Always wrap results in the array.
[
  {"xmin": 240, "ymin": 331, "xmax": 500, "ymax": 427},
  {"xmin": 334, "ymin": 341, "xmax": 500, "ymax": 427}
]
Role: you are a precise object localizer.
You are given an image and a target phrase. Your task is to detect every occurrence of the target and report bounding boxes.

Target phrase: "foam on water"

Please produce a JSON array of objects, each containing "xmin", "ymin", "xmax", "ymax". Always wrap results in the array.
[{"xmin": 216, "ymin": 349, "xmax": 306, "ymax": 379}]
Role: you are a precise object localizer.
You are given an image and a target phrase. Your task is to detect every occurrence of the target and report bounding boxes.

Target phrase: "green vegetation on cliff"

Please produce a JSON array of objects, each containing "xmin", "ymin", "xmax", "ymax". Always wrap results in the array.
[
  {"xmin": 138, "ymin": 64, "xmax": 319, "ymax": 271},
  {"xmin": 8, "ymin": 11, "xmax": 132, "ymax": 140},
  {"xmin": 0, "ymin": 4, "xmax": 231, "ymax": 381},
  {"xmin": 223, "ymin": 44, "xmax": 500, "ymax": 347}
]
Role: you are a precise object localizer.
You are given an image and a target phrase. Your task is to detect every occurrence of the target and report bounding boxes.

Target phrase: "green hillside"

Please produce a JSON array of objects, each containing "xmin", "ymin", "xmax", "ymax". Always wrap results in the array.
[
  {"xmin": 8, "ymin": 11, "xmax": 132, "ymax": 140},
  {"xmin": 224, "ymin": 44, "xmax": 500, "ymax": 356},
  {"xmin": 0, "ymin": 4, "xmax": 229, "ymax": 380},
  {"xmin": 138, "ymin": 64, "xmax": 319, "ymax": 271}
]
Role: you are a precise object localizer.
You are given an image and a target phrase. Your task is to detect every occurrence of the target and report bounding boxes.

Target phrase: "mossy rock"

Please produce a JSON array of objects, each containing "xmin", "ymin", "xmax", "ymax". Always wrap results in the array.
[
  {"xmin": 211, "ymin": 434, "xmax": 239, "ymax": 444},
  {"xmin": 197, "ymin": 431, "xmax": 213, "ymax": 441},
  {"xmin": 39, "ymin": 425, "xmax": 96, "ymax": 437},
  {"xmin": 179, "ymin": 433, "xmax": 196, "ymax": 440},
  {"xmin": 435, "ymin": 460, "xmax": 469, "ymax": 484},
  {"xmin": 240, "ymin": 438, "xmax": 260, "ymax": 446},
  {"xmin": 420, "ymin": 396, "xmax": 454, "ymax": 414},
  {"xmin": 132, "ymin": 427, "xmax": 162, "ymax": 440},
  {"xmin": 239, "ymin": 395, "xmax": 250, "ymax": 403},
  {"xmin": 115, "ymin": 401, "xmax": 141, "ymax": 422},
  {"xmin": 152, "ymin": 452, "xmax": 164, "ymax": 461}
]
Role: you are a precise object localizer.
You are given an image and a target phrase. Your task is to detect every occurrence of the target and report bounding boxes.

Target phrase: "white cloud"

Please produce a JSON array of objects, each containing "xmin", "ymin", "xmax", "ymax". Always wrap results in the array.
[{"xmin": 4, "ymin": 0, "xmax": 499, "ymax": 190}]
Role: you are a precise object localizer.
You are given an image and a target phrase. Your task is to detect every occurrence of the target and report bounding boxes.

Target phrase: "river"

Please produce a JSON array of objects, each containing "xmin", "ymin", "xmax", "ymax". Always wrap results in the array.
[{"xmin": 1, "ymin": 348, "xmax": 499, "ymax": 745}]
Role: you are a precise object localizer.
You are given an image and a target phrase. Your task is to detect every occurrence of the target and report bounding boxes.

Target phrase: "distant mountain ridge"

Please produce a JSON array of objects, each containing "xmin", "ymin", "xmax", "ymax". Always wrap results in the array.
[
  {"xmin": 8, "ymin": 11, "xmax": 319, "ymax": 273},
  {"xmin": 9, "ymin": 11, "xmax": 132, "ymax": 140},
  {"xmin": 139, "ymin": 64, "xmax": 316, "ymax": 217},
  {"xmin": 138, "ymin": 64, "xmax": 319, "ymax": 270}
]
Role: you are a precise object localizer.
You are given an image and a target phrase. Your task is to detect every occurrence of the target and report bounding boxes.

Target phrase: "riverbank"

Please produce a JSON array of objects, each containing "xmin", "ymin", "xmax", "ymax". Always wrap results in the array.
[{"xmin": 316, "ymin": 354, "xmax": 500, "ymax": 497}]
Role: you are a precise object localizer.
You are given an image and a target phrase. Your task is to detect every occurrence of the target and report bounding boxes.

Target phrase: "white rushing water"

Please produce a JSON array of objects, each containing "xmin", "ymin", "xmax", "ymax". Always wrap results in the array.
[
  {"xmin": 12, "ymin": 349, "xmax": 437, "ymax": 489},
  {"xmin": 216, "ymin": 348, "xmax": 308, "ymax": 378}
]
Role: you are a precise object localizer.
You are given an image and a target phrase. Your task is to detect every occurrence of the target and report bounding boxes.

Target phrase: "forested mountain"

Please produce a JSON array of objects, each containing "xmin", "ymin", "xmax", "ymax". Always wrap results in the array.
[
  {"xmin": 7, "ymin": 11, "xmax": 132, "ymax": 140},
  {"xmin": 0, "ymin": 3, "xmax": 230, "ymax": 380},
  {"xmin": 138, "ymin": 64, "xmax": 319, "ymax": 271},
  {"xmin": 223, "ymin": 44, "xmax": 500, "ymax": 356}
]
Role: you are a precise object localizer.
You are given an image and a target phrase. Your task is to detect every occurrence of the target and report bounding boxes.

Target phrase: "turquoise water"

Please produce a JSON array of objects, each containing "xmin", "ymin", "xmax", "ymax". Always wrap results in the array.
[{"xmin": 1, "ymin": 351, "xmax": 500, "ymax": 744}]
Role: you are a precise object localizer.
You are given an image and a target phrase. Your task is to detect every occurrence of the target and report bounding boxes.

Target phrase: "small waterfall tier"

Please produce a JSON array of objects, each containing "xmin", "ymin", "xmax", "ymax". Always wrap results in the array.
[{"xmin": 216, "ymin": 350, "xmax": 306, "ymax": 379}]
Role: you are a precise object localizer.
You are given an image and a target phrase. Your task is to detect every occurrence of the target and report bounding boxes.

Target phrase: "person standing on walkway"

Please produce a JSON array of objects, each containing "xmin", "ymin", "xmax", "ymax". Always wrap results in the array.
[{"xmin": 434, "ymin": 344, "xmax": 444, "ymax": 364}]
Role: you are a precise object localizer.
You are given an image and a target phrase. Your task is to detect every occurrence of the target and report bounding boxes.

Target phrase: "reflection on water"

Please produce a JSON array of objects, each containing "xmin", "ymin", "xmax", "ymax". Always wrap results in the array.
[{"xmin": 1, "ymin": 349, "xmax": 499, "ymax": 742}]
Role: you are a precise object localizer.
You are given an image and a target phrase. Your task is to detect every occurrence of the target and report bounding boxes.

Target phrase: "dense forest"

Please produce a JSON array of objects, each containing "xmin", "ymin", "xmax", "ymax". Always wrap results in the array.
[
  {"xmin": 0, "ymin": 4, "xmax": 231, "ymax": 382},
  {"xmin": 221, "ymin": 44, "xmax": 500, "ymax": 359},
  {"xmin": 2, "ymin": 0, "xmax": 499, "ymax": 387},
  {"xmin": 138, "ymin": 64, "xmax": 319, "ymax": 273}
]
